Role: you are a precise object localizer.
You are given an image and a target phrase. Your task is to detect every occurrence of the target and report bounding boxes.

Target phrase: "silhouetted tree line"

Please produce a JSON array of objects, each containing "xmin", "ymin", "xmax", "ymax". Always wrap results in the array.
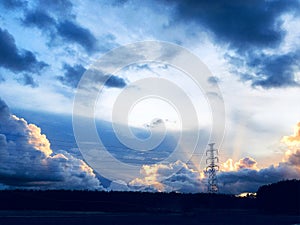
[
  {"xmin": 0, "ymin": 180, "xmax": 298, "ymax": 214},
  {"xmin": 0, "ymin": 190, "xmax": 255, "ymax": 212},
  {"xmin": 257, "ymin": 179, "xmax": 300, "ymax": 213}
]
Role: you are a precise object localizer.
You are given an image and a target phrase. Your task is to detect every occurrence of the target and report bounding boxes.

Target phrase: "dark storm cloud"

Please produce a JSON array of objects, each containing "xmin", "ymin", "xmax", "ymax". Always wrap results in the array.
[
  {"xmin": 56, "ymin": 20, "xmax": 98, "ymax": 53},
  {"xmin": 165, "ymin": 0, "xmax": 300, "ymax": 88},
  {"xmin": 0, "ymin": 28, "xmax": 47, "ymax": 74},
  {"xmin": 167, "ymin": 0, "xmax": 299, "ymax": 50},
  {"xmin": 58, "ymin": 64, "xmax": 127, "ymax": 88}
]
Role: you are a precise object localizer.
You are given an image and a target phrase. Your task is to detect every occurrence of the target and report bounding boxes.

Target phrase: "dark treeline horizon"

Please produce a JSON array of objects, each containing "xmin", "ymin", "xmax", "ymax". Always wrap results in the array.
[{"xmin": 0, "ymin": 180, "xmax": 298, "ymax": 214}]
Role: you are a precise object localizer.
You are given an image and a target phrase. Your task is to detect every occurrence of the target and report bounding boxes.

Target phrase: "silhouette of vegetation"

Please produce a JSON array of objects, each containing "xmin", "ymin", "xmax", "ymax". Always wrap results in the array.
[
  {"xmin": 257, "ymin": 179, "xmax": 300, "ymax": 213},
  {"xmin": 0, "ymin": 190, "xmax": 255, "ymax": 212},
  {"xmin": 0, "ymin": 180, "xmax": 298, "ymax": 215}
]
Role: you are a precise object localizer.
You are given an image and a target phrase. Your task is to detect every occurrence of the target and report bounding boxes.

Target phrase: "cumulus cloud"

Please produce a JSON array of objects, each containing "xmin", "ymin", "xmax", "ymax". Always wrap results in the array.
[
  {"xmin": 0, "ymin": 98, "xmax": 101, "ymax": 190},
  {"xmin": 109, "ymin": 122, "xmax": 300, "ymax": 194},
  {"xmin": 129, "ymin": 161, "xmax": 206, "ymax": 193},
  {"xmin": 282, "ymin": 122, "xmax": 300, "ymax": 145},
  {"xmin": 281, "ymin": 122, "xmax": 300, "ymax": 166},
  {"xmin": 216, "ymin": 126, "xmax": 300, "ymax": 193},
  {"xmin": 221, "ymin": 157, "xmax": 257, "ymax": 172},
  {"xmin": 1, "ymin": 94, "xmax": 298, "ymax": 193},
  {"xmin": 123, "ymin": 154, "xmax": 299, "ymax": 194},
  {"xmin": 287, "ymin": 150, "xmax": 300, "ymax": 167},
  {"xmin": 217, "ymin": 162, "xmax": 300, "ymax": 194}
]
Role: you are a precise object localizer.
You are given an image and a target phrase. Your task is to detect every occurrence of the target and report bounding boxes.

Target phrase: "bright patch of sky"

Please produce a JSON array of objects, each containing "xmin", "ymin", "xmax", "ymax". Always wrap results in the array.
[{"xmin": 0, "ymin": 0, "xmax": 299, "ymax": 170}]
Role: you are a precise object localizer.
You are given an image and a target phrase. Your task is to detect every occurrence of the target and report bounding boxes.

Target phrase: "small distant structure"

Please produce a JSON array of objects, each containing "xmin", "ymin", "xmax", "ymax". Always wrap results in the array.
[
  {"xmin": 206, "ymin": 143, "xmax": 219, "ymax": 193},
  {"xmin": 235, "ymin": 192, "xmax": 257, "ymax": 198}
]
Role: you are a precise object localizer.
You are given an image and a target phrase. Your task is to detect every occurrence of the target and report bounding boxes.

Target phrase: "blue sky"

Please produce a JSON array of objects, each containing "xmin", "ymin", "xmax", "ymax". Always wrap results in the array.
[{"xmin": 0, "ymin": 0, "xmax": 299, "ymax": 193}]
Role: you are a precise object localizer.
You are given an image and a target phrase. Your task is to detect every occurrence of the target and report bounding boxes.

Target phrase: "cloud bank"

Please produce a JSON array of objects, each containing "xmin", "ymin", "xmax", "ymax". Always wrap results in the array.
[
  {"xmin": 0, "ymin": 98, "xmax": 101, "ymax": 190},
  {"xmin": 112, "ymin": 122, "xmax": 300, "ymax": 194},
  {"xmin": 129, "ymin": 161, "xmax": 206, "ymax": 193},
  {"xmin": 0, "ymin": 95, "xmax": 299, "ymax": 193}
]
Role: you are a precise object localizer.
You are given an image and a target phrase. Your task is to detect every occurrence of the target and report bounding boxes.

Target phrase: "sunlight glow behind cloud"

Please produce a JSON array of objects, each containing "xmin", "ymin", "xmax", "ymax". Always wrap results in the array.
[{"xmin": 0, "ymin": 0, "xmax": 299, "ymax": 194}]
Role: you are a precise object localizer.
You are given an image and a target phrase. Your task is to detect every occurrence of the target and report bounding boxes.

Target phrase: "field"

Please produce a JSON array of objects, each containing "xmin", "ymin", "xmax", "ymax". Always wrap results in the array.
[{"xmin": 0, "ymin": 209, "xmax": 299, "ymax": 225}]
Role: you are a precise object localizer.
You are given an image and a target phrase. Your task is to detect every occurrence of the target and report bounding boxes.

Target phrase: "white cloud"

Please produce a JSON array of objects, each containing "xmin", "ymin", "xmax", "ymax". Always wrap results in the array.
[
  {"xmin": 0, "ymin": 98, "xmax": 101, "ymax": 190},
  {"xmin": 106, "ymin": 122, "xmax": 300, "ymax": 194},
  {"xmin": 0, "ymin": 92, "xmax": 299, "ymax": 193},
  {"xmin": 221, "ymin": 157, "xmax": 258, "ymax": 171},
  {"xmin": 0, "ymin": 0, "xmax": 299, "ymax": 191},
  {"xmin": 129, "ymin": 160, "xmax": 206, "ymax": 193}
]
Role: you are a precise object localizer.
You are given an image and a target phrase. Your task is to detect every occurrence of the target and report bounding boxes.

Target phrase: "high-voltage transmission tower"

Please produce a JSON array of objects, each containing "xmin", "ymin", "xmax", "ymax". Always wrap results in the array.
[{"xmin": 206, "ymin": 143, "xmax": 219, "ymax": 193}]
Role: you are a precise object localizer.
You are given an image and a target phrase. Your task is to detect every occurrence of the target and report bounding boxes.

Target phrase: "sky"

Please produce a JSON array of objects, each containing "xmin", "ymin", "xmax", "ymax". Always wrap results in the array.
[{"xmin": 0, "ymin": 0, "xmax": 299, "ymax": 194}]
